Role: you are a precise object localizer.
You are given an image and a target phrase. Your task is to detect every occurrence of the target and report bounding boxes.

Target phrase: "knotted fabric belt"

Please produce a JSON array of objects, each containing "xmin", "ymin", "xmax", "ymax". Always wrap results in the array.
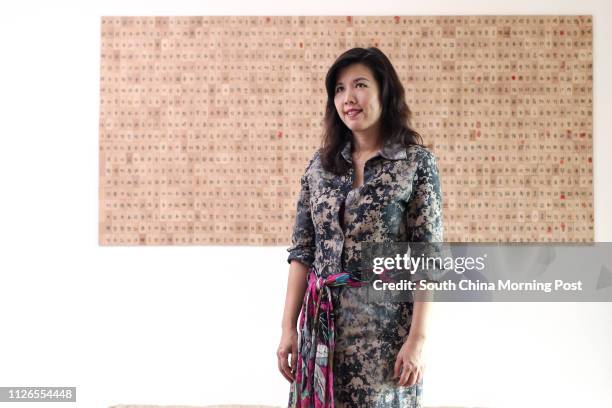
[{"xmin": 288, "ymin": 267, "xmax": 369, "ymax": 408}]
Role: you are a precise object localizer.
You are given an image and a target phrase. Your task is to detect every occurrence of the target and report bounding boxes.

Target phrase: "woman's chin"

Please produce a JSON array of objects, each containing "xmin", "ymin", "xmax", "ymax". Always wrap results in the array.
[{"xmin": 346, "ymin": 123, "xmax": 363, "ymax": 132}]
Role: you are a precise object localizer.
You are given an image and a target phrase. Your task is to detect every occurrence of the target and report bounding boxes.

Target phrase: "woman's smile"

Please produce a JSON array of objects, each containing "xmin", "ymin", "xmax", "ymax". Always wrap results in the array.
[{"xmin": 346, "ymin": 110, "xmax": 362, "ymax": 119}]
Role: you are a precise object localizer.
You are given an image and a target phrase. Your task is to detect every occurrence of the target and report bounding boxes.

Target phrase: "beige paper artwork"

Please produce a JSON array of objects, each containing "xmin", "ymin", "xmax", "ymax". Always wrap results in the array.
[{"xmin": 99, "ymin": 16, "xmax": 593, "ymax": 245}]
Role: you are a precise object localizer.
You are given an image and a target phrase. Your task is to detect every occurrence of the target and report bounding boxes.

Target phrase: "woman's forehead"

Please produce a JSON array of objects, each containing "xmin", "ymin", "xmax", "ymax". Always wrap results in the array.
[{"xmin": 336, "ymin": 64, "xmax": 373, "ymax": 83}]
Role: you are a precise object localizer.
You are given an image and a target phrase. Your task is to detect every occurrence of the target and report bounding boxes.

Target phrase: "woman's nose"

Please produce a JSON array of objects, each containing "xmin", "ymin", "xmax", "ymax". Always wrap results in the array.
[{"xmin": 343, "ymin": 88, "xmax": 356, "ymax": 104}]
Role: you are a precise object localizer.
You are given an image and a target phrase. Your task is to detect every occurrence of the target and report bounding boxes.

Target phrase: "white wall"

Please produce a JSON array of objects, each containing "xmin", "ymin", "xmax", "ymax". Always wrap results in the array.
[{"xmin": 0, "ymin": 1, "xmax": 610, "ymax": 408}]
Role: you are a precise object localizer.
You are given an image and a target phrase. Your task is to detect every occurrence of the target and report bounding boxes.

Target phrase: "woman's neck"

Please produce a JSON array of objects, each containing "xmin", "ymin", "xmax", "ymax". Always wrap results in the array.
[
  {"xmin": 350, "ymin": 124, "xmax": 382, "ymax": 155},
  {"xmin": 351, "ymin": 134, "xmax": 381, "ymax": 157}
]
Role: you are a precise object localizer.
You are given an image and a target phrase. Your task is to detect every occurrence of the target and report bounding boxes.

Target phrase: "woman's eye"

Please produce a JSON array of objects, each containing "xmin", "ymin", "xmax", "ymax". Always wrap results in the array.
[{"xmin": 336, "ymin": 84, "xmax": 365, "ymax": 93}]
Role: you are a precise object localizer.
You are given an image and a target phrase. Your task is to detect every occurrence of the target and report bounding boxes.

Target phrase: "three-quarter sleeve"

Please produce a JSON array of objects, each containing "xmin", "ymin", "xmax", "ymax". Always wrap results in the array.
[
  {"xmin": 286, "ymin": 154, "xmax": 317, "ymax": 267},
  {"xmin": 406, "ymin": 148, "xmax": 443, "ymax": 242},
  {"xmin": 406, "ymin": 148, "xmax": 446, "ymax": 282}
]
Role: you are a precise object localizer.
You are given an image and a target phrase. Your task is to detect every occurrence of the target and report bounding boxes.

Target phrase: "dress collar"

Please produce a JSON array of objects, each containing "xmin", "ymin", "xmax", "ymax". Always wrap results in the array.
[{"xmin": 340, "ymin": 136, "xmax": 408, "ymax": 163}]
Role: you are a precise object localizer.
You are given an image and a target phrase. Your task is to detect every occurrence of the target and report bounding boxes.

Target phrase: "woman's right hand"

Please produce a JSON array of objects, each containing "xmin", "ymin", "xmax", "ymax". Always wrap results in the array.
[{"xmin": 277, "ymin": 328, "xmax": 298, "ymax": 383}]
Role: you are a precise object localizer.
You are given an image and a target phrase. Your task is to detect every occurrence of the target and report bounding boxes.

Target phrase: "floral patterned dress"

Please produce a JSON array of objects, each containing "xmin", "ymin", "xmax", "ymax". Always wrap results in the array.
[{"xmin": 286, "ymin": 135, "xmax": 444, "ymax": 407}]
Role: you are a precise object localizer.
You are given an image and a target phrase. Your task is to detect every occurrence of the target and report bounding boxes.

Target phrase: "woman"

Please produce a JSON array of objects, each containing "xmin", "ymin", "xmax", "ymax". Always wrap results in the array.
[{"xmin": 278, "ymin": 47, "xmax": 444, "ymax": 408}]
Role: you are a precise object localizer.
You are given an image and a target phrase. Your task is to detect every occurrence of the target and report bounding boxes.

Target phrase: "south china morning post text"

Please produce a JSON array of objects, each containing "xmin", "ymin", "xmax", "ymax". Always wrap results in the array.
[{"xmin": 369, "ymin": 252, "xmax": 584, "ymax": 294}]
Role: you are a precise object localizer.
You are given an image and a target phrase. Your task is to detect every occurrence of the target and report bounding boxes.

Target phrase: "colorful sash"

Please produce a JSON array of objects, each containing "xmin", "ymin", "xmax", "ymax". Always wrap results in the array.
[{"xmin": 288, "ymin": 268, "xmax": 369, "ymax": 408}]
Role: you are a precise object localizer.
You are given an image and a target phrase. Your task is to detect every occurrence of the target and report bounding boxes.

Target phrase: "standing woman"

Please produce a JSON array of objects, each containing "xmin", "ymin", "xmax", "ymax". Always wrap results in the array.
[{"xmin": 278, "ymin": 47, "xmax": 444, "ymax": 407}]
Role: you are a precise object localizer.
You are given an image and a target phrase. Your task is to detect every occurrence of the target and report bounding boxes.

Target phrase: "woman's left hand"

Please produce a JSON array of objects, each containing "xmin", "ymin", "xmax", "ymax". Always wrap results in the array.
[{"xmin": 393, "ymin": 337, "xmax": 425, "ymax": 387}]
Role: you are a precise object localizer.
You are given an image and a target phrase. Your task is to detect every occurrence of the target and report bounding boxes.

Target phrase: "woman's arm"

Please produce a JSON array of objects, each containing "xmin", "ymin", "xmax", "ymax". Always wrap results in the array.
[
  {"xmin": 281, "ymin": 260, "xmax": 309, "ymax": 332},
  {"xmin": 395, "ymin": 147, "xmax": 444, "ymax": 386},
  {"xmin": 394, "ymin": 284, "xmax": 433, "ymax": 386},
  {"xmin": 278, "ymin": 153, "xmax": 318, "ymax": 382},
  {"xmin": 277, "ymin": 260, "xmax": 309, "ymax": 383},
  {"xmin": 283, "ymin": 153, "xmax": 317, "ymax": 330},
  {"xmin": 407, "ymin": 289, "xmax": 433, "ymax": 343}
]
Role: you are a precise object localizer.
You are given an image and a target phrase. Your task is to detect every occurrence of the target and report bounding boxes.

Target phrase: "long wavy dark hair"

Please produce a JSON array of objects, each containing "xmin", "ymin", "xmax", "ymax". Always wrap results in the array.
[{"xmin": 320, "ymin": 47, "xmax": 423, "ymax": 174}]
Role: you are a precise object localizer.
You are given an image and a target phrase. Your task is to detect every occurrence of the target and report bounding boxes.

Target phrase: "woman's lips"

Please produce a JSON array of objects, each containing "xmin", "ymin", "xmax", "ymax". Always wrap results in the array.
[{"xmin": 346, "ymin": 110, "xmax": 362, "ymax": 119}]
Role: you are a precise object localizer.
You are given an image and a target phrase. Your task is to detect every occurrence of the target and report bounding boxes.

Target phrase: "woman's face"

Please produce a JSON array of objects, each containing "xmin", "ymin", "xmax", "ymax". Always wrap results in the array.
[{"xmin": 333, "ymin": 63, "xmax": 382, "ymax": 135}]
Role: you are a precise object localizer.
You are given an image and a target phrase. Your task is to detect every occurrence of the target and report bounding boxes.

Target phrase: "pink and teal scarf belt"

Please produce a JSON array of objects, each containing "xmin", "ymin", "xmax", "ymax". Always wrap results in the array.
[{"xmin": 288, "ymin": 267, "xmax": 369, "ymax": 408}]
